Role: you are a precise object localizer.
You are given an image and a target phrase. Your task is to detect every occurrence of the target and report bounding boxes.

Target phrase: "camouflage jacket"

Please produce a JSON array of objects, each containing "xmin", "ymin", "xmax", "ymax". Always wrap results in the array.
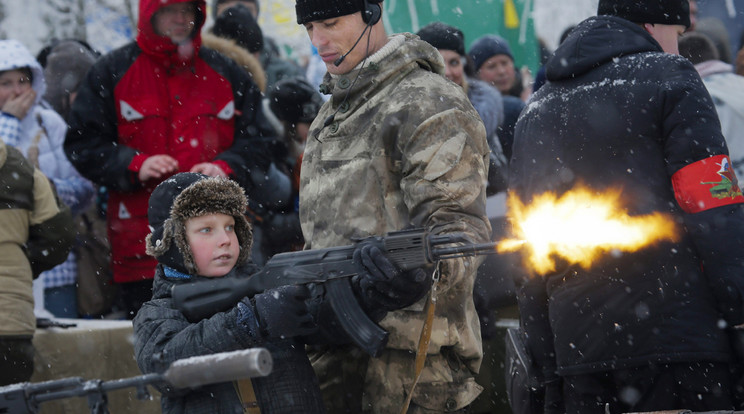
[
  {"xmin": 300, "ymin": 34, "xmax": 491, "ymax": 373},
  {"xmin": 0, "ymin": 140, "xmax": 74, "ymax": 336}
]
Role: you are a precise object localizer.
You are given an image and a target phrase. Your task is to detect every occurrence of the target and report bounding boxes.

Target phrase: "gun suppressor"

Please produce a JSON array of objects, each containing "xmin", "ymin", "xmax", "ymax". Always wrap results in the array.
[{"xmin": 164, "ymin": 348, "xmax": 272, "ymax": 389}]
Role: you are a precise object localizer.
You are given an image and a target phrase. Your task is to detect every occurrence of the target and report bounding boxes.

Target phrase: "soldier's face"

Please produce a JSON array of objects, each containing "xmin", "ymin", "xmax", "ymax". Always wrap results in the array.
[{"xmin": 303, "ymin": 12, "xmax": 369, "ymax": 75}]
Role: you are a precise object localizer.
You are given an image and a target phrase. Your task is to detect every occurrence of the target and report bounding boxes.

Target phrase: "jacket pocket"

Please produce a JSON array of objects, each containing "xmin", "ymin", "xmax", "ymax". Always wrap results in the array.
[{"xmin": 117, "ymin": 97, "xmax": 168, "ymax": 152}]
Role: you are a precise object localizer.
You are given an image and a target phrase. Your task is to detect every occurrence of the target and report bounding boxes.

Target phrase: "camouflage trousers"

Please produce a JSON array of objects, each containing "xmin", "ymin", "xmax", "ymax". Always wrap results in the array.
[{"xmin": 309, "ymin": 345, "xmax": 483, "ymax": 413}]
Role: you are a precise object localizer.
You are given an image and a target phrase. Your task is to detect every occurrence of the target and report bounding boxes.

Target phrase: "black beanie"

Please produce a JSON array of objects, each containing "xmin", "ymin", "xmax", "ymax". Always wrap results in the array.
[
  {"xmin": 213, "ymin": 4, "xmax": 264, "ymax": 54},
  {"xmin": 146, "ymin": 173, "xmax": 252, "ymax": 276},
  {"xmin": 295, "ymin": 0, "xmax": 381, "ymax": 25},
  {"xmin": 213, "ymin": 0, "xmax": 259, "ymax": 18},
  {"xmin": 269, "ymin": 77, "xmax": 324, "ymax": 124},
  {"xmin": 598, "ymin": 0, "xmax": 690, "ymax": 28},
  {"xmin": 416, "ymin": 22, "xmax": 466, "ymax": 57}
]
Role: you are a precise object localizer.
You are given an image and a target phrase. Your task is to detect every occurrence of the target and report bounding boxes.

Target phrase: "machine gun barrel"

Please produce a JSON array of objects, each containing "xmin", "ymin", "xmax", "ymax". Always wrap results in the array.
[
  {"xmin": 431, "ymin": 241, "xmax": 500, "ymax": 259},
  {"xmin": 0, "ymin": 348, "xmax": 271, "ymax": 414},
  {"xmin": 172, "ymin": 226, "xmax": 501, "ymax": 357}
]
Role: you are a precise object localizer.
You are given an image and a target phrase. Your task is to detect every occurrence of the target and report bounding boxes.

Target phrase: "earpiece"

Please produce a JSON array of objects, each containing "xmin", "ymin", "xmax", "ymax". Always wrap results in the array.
[{"xmin": 361, "ymin": 0, "xmax": 381, "ymax": 25}]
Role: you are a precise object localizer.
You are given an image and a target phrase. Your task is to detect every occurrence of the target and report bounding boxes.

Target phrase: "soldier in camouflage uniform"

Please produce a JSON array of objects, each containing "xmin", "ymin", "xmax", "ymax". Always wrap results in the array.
[{"xmin": 295, "ymin": 0, "xmax": 492, "ymax": 412}]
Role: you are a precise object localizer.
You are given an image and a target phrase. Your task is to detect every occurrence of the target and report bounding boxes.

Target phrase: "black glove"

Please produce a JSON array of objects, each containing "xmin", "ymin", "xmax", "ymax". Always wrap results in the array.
[
  {"xmin": 352, "ymin": 244, "xmax": 432, "ymax": 312},
  {"xmin": 243, "ymin": 285, "xmax": 316, "ymax": 339}
]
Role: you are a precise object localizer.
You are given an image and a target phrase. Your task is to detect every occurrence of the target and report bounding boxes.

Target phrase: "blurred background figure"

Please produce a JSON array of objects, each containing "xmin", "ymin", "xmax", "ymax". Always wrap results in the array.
[
  {"xmin": 36, "ymin": 39, "xmax": 99, "ymax": 122},
  {"xmin": 248, "ymin": 76, "xmax": 324, "ymax": 262},
  {"xmin": 212, "ymin": 0, "xmax": 305, "ymax": 91},
  {"xmin": 468, "ymin": 35, "xmax": 526, "ymax": 162},
  {"xmin": 696, "ymin": 16, "xmax": 733, "ymax": 64},
  {"xmin": 210, "ymin": 3, "xmax": 266, "ymax": 90},
  {"xmin": 532, "ymin": 25, "xmax": 576, "ymax": 94},
  {"xmin": 469, "ymin": 34, "xmax": 528, "ymax": 102},
  {"xmin": 0, "ymin": 139, "xmax": 75, "ymax": 386},
  {"xmin": 0, "ymin": 39, "xmax": 95, "ymax": 319},
  {"xmin": 679, "ymin": 31, "xmax": 744, "ymax": 180},
  {"xmin": 36, "ymin": 38, "xmax": 118, "ymax": 319}
]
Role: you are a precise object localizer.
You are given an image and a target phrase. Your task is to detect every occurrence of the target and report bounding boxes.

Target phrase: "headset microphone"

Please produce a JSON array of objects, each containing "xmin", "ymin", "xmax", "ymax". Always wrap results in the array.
[
  {"xmin": 334, "ymin": 1, "xmax": 381, "ymax": 66},
  {"xmin": 333, "ymin": 51, "xmax": 350, "ymax": 67},
  {"xmin": 315, "ymin": 1, "xmax": 380, "ymax": 141},
  {"xmin": 334, "ymin": 23, "xmax": 370, "ymax": 66}
]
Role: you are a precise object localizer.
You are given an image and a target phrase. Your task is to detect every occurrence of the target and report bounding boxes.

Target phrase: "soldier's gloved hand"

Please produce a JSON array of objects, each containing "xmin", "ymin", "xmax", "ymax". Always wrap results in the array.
[
  {"xmin": 238, "ymin": 285, "xmax": 316, "ymax": 339},
  {"xmin": 352, "ymin": 244, "xmax": 432, "ymax": 312}
]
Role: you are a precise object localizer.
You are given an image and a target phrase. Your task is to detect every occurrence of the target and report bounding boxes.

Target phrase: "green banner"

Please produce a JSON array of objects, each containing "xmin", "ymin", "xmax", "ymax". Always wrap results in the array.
[{"xmin": 382, "ymin": 0, "xmax": 540, "ymax": 74}]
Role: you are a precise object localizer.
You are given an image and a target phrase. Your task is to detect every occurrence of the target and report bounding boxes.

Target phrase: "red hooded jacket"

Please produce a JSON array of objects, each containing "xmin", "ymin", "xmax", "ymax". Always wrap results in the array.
[{"xmin": 66, "ymin": 0, "xmax": 274, "ymax": 283}]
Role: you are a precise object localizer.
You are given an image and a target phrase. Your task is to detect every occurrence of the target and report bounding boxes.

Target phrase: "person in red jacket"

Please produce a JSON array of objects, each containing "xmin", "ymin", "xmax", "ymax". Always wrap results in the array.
[{"xmin": 65, "ymin": 0, "xmax": 279, "ymax": 319}]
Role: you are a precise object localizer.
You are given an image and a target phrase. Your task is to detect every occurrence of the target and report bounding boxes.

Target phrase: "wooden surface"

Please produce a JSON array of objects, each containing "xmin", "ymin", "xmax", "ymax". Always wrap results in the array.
[{"xmin": 31, "ymin": 319, "xmax": 161, "ymax": 414}]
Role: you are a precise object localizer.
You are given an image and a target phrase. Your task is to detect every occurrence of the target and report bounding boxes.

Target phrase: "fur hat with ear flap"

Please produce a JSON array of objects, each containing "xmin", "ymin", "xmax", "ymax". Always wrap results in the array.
[{"xmin": 146, "ymin": 172, "xmax": 252, "ymax": 276}]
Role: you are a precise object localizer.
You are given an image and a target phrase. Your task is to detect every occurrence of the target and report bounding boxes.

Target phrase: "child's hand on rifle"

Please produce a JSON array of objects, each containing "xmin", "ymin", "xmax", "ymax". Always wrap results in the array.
[
  {"xmin": 352, "ymin": 245, "xmax": 432, "ymax": 312},
  {"xmin": 237, "ymin": 285, "xmax": 317, "ymax": 340}
]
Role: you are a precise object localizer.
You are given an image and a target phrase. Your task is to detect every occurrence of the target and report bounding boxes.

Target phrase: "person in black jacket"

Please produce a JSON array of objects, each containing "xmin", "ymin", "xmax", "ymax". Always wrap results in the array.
[{"xmin": 509, "ymin": 0, "xmax": 744, "ymax": 413}]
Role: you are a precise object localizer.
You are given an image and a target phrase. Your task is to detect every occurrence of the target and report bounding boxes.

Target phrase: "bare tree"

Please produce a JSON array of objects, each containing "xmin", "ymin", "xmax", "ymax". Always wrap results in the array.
[
  {"xmin": 100, "ymin": 0, "xmax": 137, "ymax": 30},
  {"xmin": 42, "ymin": 0, "xmax": 86, "ymax": 43},
  {"xmin": 37, "ymin": 0, "xmax": 137, "ymax": 51}
]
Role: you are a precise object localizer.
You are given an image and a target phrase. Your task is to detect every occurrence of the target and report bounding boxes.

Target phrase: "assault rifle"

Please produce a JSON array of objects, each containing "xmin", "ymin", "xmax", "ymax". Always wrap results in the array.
[
  {"xmin": 172, "ymin": 227, "xmax": 498, "ymax": 357},
  {"xmin": 0, "ymin": 348, "xmax": 271, "ymax": 414}
]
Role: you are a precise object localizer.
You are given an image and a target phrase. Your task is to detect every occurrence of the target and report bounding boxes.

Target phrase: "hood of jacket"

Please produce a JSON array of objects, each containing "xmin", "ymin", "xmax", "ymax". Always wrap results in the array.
[
  {"xmin": 42, "ymin": 40, "xmax": 99, "ymax": 121},
  {"xmin": 0, "ymin": 40, "xmax": 45, "ymax": 106},
  {"xmin": 202, "ymin": 32, "xmax": 267, "ymax": 92},
  {"xmin": 136, "ymin": 0, "xmax": 206, "ymax": 65},
  {"xmin": 695, "ymin": 60, "xmax": 734, "ymax": 78},
  {"xmin": 546, "ymin": 15, "xmax": 663, "ymax": 82}
]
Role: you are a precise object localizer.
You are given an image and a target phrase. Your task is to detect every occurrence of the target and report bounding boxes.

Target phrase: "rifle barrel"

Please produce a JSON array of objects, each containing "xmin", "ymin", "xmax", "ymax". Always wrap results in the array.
[{"xmin": 432, "ymin": 242, "xmax": 499, "ymax": 259}]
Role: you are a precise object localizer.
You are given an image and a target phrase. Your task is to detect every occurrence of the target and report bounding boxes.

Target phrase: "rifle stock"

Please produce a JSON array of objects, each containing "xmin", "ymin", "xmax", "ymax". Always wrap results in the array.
[{"xmin": 172, "ymin": 227, "xmax": 498, "ymax": 357}]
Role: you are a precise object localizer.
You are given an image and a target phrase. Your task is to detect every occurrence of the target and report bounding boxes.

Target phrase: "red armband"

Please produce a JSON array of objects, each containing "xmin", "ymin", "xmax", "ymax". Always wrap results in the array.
[{"xmin": 671, "ymin": 154, "xmax": 744, "ymax": 213}]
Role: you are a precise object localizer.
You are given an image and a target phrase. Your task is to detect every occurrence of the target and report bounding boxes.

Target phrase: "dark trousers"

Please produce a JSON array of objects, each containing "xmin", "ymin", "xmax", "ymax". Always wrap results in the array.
[
  {"xmin": 563, "ymin": 362, "xmax": 734, "ymax": 414},
  {"xmin": 0, "ymin": 336, "xmax": 35, "ymax": 386}
]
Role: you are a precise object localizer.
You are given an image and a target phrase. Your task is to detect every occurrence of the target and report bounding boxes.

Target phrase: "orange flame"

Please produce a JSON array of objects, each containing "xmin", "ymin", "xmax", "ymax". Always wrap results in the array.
[{"xmin": 497, "ymin": 186, "xmax": 679, "ymax": 275}]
